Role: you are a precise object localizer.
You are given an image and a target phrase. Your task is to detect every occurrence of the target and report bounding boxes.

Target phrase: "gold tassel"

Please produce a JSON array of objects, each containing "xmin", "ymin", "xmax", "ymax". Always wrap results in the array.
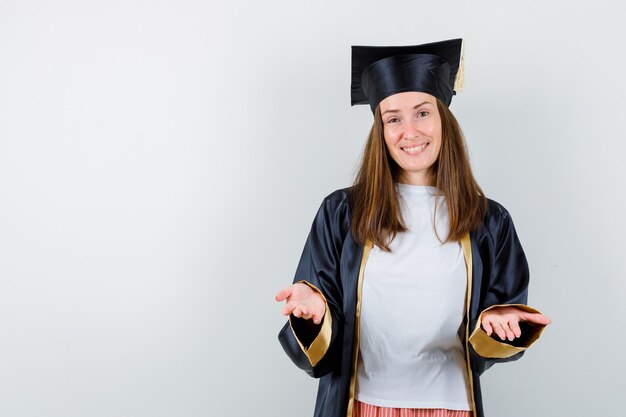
[{"xmin": 454, "ymin": 40, "xmax": 465, "ymax": 92}]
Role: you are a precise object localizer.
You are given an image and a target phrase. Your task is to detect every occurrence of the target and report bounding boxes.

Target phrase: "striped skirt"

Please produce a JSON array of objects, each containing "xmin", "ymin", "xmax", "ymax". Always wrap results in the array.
[{"xmin": 353, "ymin": 400, "xmax": 473, "ymax": 417}]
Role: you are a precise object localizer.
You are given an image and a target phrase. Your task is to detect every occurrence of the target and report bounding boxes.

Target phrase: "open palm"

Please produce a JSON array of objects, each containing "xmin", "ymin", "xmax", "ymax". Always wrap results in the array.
[
  {"xmin": 482, "ymin": 306, "xmax": 551, "ymax": 341},
  {"xmin": 275, "ymin": 282, "xmax": 326, "ymax": 324}
]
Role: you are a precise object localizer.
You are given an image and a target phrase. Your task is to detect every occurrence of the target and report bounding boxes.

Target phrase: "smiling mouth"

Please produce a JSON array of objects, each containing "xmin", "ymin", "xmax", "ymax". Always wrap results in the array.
[{"xmin": 401, "ymin": 143, "xmax": 428, "ymax": 155}]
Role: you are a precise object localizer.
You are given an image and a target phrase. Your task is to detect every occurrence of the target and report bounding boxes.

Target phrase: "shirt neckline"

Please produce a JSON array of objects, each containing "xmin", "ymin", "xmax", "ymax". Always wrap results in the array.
[{"xmin": 395, "ymin": 183, "xmax": 437, "ymax": 195}]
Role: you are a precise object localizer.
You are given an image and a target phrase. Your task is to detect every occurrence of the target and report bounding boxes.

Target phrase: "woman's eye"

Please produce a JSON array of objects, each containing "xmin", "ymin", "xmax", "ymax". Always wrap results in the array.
[
  {"xmin": 417, "ymin": 111, "xmax": 429, "ymax": 118},
  {"xmin": 387, "ymin": 117, "xmax": 399, "ymax": 124}
]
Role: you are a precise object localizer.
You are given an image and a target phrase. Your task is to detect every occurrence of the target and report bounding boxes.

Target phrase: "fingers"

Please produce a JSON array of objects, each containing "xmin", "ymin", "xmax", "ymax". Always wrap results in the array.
[
  {"xmin": 281, "ymin": 303, "xmax": 295, "ymax": 316},
  {"xmin": 502, "ymin": 322, "xmax": 516, "ymax": 341},
  {"xmin": 483, "ymin": 318, "xmax": 517, "ymax": 341},
  {"xmin": 483, "ymin": 320, "xmax": 494, "ymax": 336},
  {"xmin": 311, "ymin": 309, "xmax": 324, "ymax": 325},
  {"xmin": 274, "ymin": 286, "xmax": 293, "ymax": 302},
  {"xmin": 510, "ymin": 320, "xmax": 522, "ymax": 339},
  {"xmin": 293, "ymin": 306, "xmax": 319, "ymax": 321},
  {"xmin": 489, "ymin": 321, "xmax": 518, "ymax": 341},
  {"xmin": 293, "ymin": 307, "xmax": 312, "ymax": 320},
  {"xmin": 282, "ymin": 304, "xmax": 307, "ymax": 317},
  {"xmin": 281, "ymin": 302, "xmax": 324, "ymax": 325},
  {"xmin": 481, "ymin": 306, "xmax": 552, "ymax": 342},
  {"xmin": 520, "ymin": 312, "xmax": 552, "ymax": 325},
  {"xmin": 282, "ymin": 305, "xmax": 306, "ymax": 318},
  {"xmin": 276, "ymin": 282, "xmax": 325, "ymax": 324},
  {"xmin": 493, "ymin": 322, "xmax": 507, "ymax": 341}
]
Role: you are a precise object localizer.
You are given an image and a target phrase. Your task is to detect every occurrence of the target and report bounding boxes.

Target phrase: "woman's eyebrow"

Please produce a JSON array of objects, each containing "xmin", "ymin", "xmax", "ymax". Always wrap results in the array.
[
  {"xmin": 414, "ymin": 101, "xmax": 433, "ymax": 108},
  {"xmin": 381, "ymin": 101, "xmax": 432, "ymax": 116}
]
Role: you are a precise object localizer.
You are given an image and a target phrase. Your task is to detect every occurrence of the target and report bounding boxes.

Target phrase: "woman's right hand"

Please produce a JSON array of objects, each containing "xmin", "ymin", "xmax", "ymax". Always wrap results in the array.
[{"xmin": 275, "ymin": 283, "xmax": 326, "ymax": 324}]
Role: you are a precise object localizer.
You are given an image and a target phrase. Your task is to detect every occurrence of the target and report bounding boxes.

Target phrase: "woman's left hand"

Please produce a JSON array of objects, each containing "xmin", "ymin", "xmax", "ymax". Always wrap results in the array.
[{"xmin": 481, "ymin": 306, "xmax": 552, "ymax": 341}]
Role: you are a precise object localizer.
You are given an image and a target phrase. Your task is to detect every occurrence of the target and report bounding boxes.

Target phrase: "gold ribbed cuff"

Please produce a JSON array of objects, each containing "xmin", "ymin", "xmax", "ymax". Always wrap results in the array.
[
  {"xmin": 469, "ymin": 303, "xmax": 547, "ymax": 359},
  {"xmin": 288, "ymin": 280, "xmax": 332, "ymax": 367}
]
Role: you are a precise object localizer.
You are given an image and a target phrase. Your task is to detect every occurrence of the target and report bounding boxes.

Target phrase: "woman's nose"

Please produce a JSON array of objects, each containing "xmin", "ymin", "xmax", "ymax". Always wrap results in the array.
[{"xmin": 403, "ymin": 120, "xmax": 420, "ymax": 139}]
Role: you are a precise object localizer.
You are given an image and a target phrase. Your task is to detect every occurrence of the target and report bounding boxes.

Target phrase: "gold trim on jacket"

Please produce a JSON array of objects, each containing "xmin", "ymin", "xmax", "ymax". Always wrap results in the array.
[{"xmin": 346, "ymin": 241, "xmax": 372, "ymax": 417}]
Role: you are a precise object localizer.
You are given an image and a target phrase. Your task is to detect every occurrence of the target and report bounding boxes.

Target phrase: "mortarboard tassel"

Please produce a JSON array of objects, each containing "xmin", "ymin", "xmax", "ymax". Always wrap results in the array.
[{"xmin": 454, "ymin": 40, "xmax": 465, "ymax": 92}]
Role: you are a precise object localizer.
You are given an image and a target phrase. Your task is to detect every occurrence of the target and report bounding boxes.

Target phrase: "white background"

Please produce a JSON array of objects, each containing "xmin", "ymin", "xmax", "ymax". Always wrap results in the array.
[{"xmin": 1, "ymin": 1, "xmax": 624, "ymax": 416}]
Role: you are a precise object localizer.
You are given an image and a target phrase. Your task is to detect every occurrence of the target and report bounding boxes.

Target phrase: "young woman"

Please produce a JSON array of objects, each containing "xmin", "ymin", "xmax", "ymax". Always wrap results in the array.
[{"xmin": 274, "ymin": 38, "xmax": 551, "ymax": 417}]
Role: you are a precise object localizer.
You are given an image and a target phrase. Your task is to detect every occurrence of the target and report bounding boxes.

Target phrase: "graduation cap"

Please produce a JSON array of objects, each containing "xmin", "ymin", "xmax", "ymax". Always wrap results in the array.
[{"xmin": 351, "ymin": 38, "xmax": 465, "ymax": 113}]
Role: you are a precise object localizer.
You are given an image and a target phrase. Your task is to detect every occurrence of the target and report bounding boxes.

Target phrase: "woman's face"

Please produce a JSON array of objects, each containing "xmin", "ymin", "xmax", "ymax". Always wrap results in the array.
[{"xmin": 379, "ymin": 91, "xmax": 442, "ymax": 186}]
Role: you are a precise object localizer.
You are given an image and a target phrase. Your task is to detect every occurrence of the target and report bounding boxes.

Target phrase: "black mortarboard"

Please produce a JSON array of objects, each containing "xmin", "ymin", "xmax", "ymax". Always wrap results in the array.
[{"xmin": 351, "ymin": 38, "xmax": 464, "ymax": 113}]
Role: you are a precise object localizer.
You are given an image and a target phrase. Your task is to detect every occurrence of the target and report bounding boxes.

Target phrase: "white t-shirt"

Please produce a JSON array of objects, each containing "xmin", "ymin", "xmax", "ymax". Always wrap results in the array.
[{"xmin": 354, "ymin": 184, "xmax": 472, "ymax": 410}]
